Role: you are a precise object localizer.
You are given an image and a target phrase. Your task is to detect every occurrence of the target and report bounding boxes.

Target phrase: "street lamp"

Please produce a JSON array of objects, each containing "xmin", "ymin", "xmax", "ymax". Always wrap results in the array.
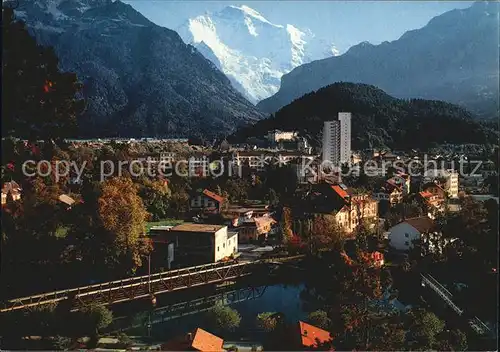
[{"xmin": 148, "ymin": 253, "xmax": 151, "ymax": 293}]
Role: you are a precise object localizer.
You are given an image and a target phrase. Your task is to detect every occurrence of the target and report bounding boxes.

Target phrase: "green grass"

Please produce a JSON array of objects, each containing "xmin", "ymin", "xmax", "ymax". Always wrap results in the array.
[{"xmin": 146, "ymin": 219, "xmax": 184, "ymax": 233}]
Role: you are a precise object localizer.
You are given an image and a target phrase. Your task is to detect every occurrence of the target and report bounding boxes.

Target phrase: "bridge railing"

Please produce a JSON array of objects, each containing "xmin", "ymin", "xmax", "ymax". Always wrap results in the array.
[
  {"xmin": 421, "ymin": 273, "xmax": 463, "ymax": 316},
  {"xmin": 422, "ymin": 273, "xmax": 494, "ymax": 337},
  {"xmin": 1, "ymin": 255, "xmax": 305, "ymax": 312},
  {"xmin": 469, "ymin": 316, "xmax": 492, "ymax": 336}
]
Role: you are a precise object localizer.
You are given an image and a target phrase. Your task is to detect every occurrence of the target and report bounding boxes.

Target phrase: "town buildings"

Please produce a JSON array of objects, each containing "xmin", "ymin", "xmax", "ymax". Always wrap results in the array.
[
  {"xmin": 322, "ymin": 112, "xmax": 352, "ymax": 167},
  {"xmin": 232, "ymin": 150, "xmax": 315, "ymax": 172},
  {"xmin": 424, "ymin": 169, "xmax": 459, "ymax": 198}
]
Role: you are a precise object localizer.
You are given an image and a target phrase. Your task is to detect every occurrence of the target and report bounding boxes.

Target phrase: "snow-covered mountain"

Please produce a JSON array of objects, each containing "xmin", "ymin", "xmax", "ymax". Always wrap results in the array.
[{"xmin": 177, "ymin": 5, "xmax": 338, "ymax": 103}]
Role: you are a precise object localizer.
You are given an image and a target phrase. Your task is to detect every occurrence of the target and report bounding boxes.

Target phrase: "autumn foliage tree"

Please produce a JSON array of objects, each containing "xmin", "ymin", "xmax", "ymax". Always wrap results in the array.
[
  {"xmin": 281, "ymin": 206, "xmax": 295, "ymax": 244},
  {"xmin": 98, "ymin": 177, "xmax": 151, "ymax": 272}
]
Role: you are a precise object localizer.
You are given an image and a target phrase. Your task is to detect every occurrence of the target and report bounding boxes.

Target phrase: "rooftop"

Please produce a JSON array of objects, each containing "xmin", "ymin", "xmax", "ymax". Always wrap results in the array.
[
  {"xmin": 331, "ymin": 184, "xmax": 350, "ymax": 200},
  {"xmin": 404, "ymin": 216, "xmax": 435, "ymax": 233},
  {"xmin": 191, "ymin": 328, "xmax": 224, "ymax": 352},
  {"xmin": 149, "ymin": 225, "xmax": 174, "ymax": 231},
  {"xmin": 202, "ymin": 189, "xmax": 225, "ymax": 203},
  {"xmin": 299, "ymin": 321, "xmax": 332, "ymax": 348},
  {"xmin": 171, "ymin": 223, "xmax": 226, "ymax": 233},
  {"xmin": 419, "ymin": 191, "xmax": 435, "ymax": 199},
  {"xmin": 58, "ymin": 194, "xmax": 75, "ymax": 206}
]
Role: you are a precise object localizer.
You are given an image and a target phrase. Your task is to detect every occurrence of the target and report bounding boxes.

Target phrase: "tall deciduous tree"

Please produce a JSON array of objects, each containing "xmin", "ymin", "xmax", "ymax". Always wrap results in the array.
[
  {"xmin": 138, "ymin": 178, "xmax": 170, "ymax": 221},
  {"xmin": 306, "ymin": 215, "xmax": 345, "ymax": 253},
  {"xmin": 98, "ymin": 177, "xmax": 150, "ymax": 271},
  {"xmin": 281, "ymin": 206, "xmax": 294, "ymax": 244},
  {"xmin": 2, "ymin": 6, "xmax": 85, "ymax": 141}
]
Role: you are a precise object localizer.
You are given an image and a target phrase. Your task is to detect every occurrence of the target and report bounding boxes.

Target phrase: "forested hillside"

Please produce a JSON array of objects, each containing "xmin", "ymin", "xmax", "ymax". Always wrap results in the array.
[
  {"xmin": 234, "ymin": 83, "xmax": 498, "ymax": 149},
  {"xmin": 257, "ymin": 2, "xmax": 499, "ymax": 119}
]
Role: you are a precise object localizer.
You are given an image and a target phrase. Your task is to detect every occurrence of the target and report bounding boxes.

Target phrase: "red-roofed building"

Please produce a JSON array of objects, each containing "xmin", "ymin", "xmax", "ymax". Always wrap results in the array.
[
  {"xmin": 297, "ymin": 321, "xmax": 333, "ymax": 350},
  {"xmin": 190, "ymin": 189, "xmax": 225, "ymax": 214},
  {"xmin": 388, "ymin": 216, "xmax": 456, "ymax": 254},
  {"xmin": 418, "ymin": 185, "xmax": 445, "ymax": 213},
  {"xmin": 298, "ymin": 182, "xmax": 378, "ymax": 235},
  {"xmin": 331, "ymin": 184, "xmax": 350, "ymax": 201},
  {"xmin": 388, "ymin": 216, "xmax": 435, "ymax": 251},
  {"xmin": 161, "ymin": 328, "xmax": 224, "ymax": 351}
]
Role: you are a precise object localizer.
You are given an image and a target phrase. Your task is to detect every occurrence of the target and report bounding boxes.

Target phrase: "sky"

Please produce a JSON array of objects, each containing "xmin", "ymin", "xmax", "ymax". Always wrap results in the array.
[{"xmin": 123, "ymin": 0, "xmax": 474, "ymax": 53}]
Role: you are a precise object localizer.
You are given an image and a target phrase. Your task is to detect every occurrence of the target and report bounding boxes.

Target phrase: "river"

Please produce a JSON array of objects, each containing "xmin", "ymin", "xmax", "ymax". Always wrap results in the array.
[{"xmin": 107, "ymin": 280, "xmax": 308, "ymax": 344}]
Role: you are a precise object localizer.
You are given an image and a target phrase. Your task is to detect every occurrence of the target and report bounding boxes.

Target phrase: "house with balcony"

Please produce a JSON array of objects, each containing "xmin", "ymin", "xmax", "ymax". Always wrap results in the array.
[
  {"xmin": 424, "ymin": 169, "xmax": 459, "ymax": 198},
  {"xmin": 235, "ymin": 216, "xmax": 277, "ymax": 243},
  {"xmin": 297, "ymin": 182, "xmax": 378, "ymax": 235},
  {"xmin": 190, "ymin": 189, "xmax": 225, "ymax": 215},
  {"xmin": 373, "ymin": 182, "xmax": 403, "ymax": 206}
]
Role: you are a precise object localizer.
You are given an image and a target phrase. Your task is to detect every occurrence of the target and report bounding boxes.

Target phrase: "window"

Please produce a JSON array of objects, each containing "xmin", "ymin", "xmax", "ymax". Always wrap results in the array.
[
  {"xmin": 223, "ymin": 243, "xmax": 225, "ymax": 248},
  {"xmin": 404, "ymin": 241, "xmax": 409, "ymax": 246},
  {"xmin": 217, "ymin": 246, "xmax": 219, "ymax": 252},
  {"xmin": 405, "ymin": 233, "xmax": 409, "ymax": 238}
]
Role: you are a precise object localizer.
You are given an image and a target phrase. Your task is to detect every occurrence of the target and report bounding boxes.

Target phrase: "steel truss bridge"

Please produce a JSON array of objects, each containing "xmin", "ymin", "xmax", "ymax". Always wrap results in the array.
[
  {"xmin": 0, "ymin": 256, "xmax": 303, "ymax": 313},
  {"xmin": 110, "ymin": 286, "xmax": 267, "ymax": 333},
  {"xmin": 421, "ymin": 273, "xmax": 493, "ymax": 338}
]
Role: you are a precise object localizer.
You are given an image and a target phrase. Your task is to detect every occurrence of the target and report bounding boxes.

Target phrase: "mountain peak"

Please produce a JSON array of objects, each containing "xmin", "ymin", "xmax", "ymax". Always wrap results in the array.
[
  {"xmin": 178, "ymin": 5, "xmax": 337, "ymax": 103},
  {"xmin": 217, "ymin": 5, "xmax": 281, "ymax": 28}
]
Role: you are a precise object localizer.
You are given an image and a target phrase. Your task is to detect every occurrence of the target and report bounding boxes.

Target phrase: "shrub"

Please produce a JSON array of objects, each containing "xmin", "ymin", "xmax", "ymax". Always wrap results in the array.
[{"xmin": 205, "ymin": 304, "xmax": 241, "ymax": 332}]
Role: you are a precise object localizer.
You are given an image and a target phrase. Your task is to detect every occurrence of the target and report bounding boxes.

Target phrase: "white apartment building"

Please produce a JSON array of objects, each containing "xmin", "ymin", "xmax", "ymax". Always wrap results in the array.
[
  {"xmin": 322, "ymin": 112, "xmax": 352, "ymax": 167},
  {"xmin": 338, "ymin": 112, "xmax": 352, "ymax": 164}
]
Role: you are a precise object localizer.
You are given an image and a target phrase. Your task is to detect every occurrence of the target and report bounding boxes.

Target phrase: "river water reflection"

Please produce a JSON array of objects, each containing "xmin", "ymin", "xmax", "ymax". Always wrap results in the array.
[{"xmin": 110, "ymin": 282, "xmax": 308, "ymax": 342}]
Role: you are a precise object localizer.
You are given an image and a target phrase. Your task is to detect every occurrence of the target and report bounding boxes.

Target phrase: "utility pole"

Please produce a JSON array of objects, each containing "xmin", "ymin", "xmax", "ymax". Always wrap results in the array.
[{"xmin": 148, "ymin": 253, "xmax": 151, "ymax": 293}]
